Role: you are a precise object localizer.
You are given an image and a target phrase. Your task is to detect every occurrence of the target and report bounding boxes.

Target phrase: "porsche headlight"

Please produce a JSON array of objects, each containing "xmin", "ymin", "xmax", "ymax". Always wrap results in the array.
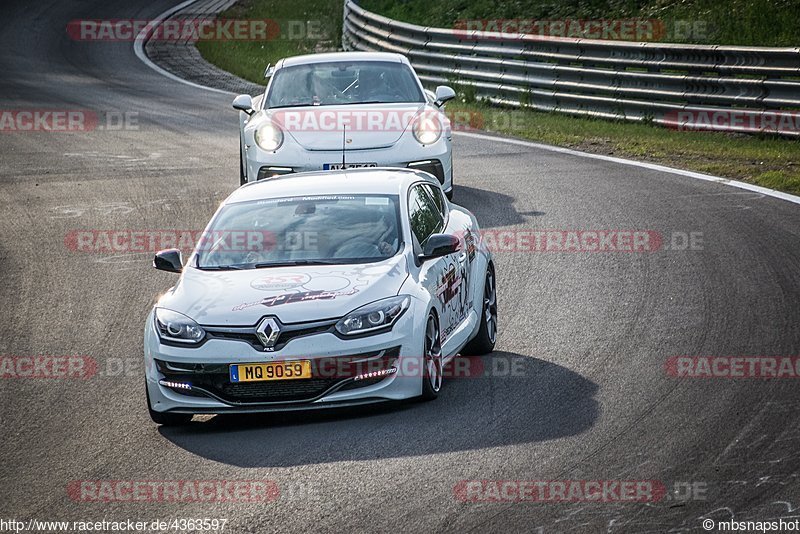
[
  {"xmin": 255, "ymin": 120, "xmax": 284, "ymax": 151},
  {"xmin": 155, "ymin": 308, "xmax": 205, "ymax": 344},
  {"xmin": 412, "ymin": 114, "xmax": 442, "ymax": 145},
  {"xmin": 336, "ymin": 296, "xmax": 411, "ymax": 336}
]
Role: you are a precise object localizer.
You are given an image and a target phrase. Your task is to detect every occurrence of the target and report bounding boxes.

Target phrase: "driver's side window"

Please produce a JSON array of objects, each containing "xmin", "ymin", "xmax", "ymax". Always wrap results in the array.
[{"xmin": 408, "ymin": 184, "xmax": 444, "ymax": 252}]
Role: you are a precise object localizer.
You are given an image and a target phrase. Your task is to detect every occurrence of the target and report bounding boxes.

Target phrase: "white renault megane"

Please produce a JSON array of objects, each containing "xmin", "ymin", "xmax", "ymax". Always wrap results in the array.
[
  {"xmin": 144, "ymin": 168, "xmax": 497, "ymax": 425},
  {"xmin": 231, "ymin": 52, "xmax": 457, "ymax": 199}
]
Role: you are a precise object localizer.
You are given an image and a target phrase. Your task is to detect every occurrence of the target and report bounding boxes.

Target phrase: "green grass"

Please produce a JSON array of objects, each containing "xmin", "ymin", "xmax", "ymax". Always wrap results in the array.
[
  {"xmin": 196, "ymin": 0, "xmax": 800, "ymax": 196},
  {"xmin": 447, "ymin": 102, "xmax": 800, "ymax": 194},
  {"xmin": 195, "ymin": 0, "xmax": 342, "ymax": 83},
  {"xmin": 360, "ymin": 0, "xmax": 800, "ymax": 46}
]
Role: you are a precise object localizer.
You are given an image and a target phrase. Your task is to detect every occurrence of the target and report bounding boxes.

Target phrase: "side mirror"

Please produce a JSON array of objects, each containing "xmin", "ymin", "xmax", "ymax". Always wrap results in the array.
[
  {"xmin": 232, "ymin": 94, "xmax": 254, "ymax": 114},
  {"xmin": 153, "ymin": 249, "xmax": 183, "ymax": 273},
  {"xmin": 419, "ymin": 234, "xmax": 460, "ymax": 261},
  {"xmin": 434, "ymin": 85, "xmax": 456, "ymax": 106}
]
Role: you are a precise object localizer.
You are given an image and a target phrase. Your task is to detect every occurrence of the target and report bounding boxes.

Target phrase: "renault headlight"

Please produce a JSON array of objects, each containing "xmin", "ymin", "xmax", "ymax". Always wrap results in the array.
[
  {"xmin": 255, "ymin": 120, "xmax": 284, "ymax": 151},
  {"xmin": 336, "ymin": 296, "xmax": 411, "ymax": 336},
  {"xmin": 155, "ymin": 308, "xmax": 205, "ymax": 344},
  {"xmin": 412, "ymin": 114, "xmax": 442, "ymax": 145}
]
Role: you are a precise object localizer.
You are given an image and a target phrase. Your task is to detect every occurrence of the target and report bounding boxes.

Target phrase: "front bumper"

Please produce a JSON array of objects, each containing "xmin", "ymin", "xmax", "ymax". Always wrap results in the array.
[
  {"xmin": 144, "ymin": 307, "xmax": 426, "ymax": 414},
  {"xmin": 243, "ymin": 135, "xmax": 453, "ymax": 192}
]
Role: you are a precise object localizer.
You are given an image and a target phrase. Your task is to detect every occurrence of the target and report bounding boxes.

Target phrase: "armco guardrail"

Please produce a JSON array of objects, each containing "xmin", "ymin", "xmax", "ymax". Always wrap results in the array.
[{"xmin": 342, "ymin": 1, "xmax": 800, "ymax": 136}]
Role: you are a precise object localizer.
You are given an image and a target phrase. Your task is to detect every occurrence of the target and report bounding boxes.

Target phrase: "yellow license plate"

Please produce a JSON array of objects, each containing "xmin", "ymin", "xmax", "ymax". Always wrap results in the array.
[{"xmin": 229, "ymin": 361, "xmax": 312, "ymax": 383}]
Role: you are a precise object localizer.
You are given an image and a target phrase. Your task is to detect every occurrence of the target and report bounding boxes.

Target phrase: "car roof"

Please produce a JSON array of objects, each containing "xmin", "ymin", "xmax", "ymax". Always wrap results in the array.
[
  {"xmin": 279, "ymin": 51, "xmax": 407, "ymax": 69},
  {"xmin": 226, "ymin": 168, "xmax": 439, "ymax": 204}
]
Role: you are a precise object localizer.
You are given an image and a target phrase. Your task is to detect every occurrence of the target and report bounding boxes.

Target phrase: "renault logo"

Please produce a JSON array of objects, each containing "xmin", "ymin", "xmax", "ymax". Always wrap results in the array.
[{"xmin": 255, "ymin": 317, "xmax": 281, "ymax": 350}]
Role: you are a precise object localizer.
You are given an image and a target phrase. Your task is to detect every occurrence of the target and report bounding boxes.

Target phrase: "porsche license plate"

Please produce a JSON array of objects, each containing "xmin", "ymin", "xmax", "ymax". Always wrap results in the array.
[
  {"xmin": 229, "ymin": 361, "xmax": 312, "ymax": 383},
  {"xmin": 323, "ymin": 162, "xmax": 377, "ymax": 170}
]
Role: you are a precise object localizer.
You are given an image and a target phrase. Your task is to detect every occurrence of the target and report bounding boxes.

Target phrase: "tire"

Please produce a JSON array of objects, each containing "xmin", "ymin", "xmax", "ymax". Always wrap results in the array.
[
  {"xmin": 239, "ymin": 143, "xmax": 247, "ymax": 186},
  {"xmin": 463, "ymin": 264, "xmax": 498, "ymax": 355},
  {"xmin": 420, "ymin": 312, "xmax": 443, "ymax": 401},
  {"xmin": 146, "ymin": 382, "xmax": 192, "ymax": 426}
]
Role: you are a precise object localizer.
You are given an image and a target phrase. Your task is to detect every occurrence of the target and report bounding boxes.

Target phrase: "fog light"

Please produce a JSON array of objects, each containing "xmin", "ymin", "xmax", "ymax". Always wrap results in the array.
[
  {"xmin": 353, "ymin": 367, "xmax": 397, "ymax": 381},
  {"xmin": 407, "ymin": 160, "xmax": 445, "ymax": 184},
  {"xmin": 159, "ymin": 379, "xmax": 192, "ymax": 390},
  {"xmin": 257, "ymin": 166, "xmax": 293, "ymax": 180}
]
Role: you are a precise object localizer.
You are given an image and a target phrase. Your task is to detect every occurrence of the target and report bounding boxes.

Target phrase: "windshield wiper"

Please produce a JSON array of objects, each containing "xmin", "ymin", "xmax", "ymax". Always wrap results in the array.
[
  {"xmin": 342, "ymin": 100, "xmax": 419, "ymax": 105},
  {"xmin": 196, "ymin": 264, "xmax": 250, "ymax": 271},
  {"xmin": 253, "ymin": 259, "xmax": 341, "ymax": 268},
  {"xmin": 268, "ymin": 103, "xmax": 316, "ymax": 109}
]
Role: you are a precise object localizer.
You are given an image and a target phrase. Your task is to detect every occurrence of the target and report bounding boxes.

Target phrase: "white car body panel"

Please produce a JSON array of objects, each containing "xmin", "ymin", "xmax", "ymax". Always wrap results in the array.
[
  {"xmin": 144, "ymin": 168, "xmax": 492, "ymax": 415},
  {"xmin": 236, "ymin": 52, "xmax": 454, "ymax": 194},
  {"xmin": 164, "ymin": 255, "xmax": 409, "ymax": 326}
]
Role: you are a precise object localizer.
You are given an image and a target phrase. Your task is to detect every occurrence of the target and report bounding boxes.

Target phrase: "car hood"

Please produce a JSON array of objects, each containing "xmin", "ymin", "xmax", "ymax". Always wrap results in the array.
[
  {"xmin": 265, "ymin": 103, "xmax": 428, "ymax": 150},
  {"xmin": 158, "ymin": 255, "xmax": 409, "ymax": 326}
]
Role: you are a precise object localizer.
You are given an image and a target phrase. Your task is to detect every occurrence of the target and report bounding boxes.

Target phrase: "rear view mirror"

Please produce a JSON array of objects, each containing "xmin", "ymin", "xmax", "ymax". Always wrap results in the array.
[
  {"xmin": 153, "ymin": 249, "xmax": 183, "ymax": 273},
  {"xmin": 419, "ymin": 234, "xmax": 459, "ymax": 261},
  {"xmin": 434, "ymin": 85, "xmax": 456, "ymax": 106},
  {"xmin": 232, "ymin": 94, "xmax": 254, "ymax": 114}
]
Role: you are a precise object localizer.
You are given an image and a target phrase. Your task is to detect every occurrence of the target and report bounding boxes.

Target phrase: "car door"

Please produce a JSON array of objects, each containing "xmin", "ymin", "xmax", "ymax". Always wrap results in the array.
[
  {"xmin": 408, "ymin": 183, "xmax": 461, "ymax": 349},
  {"xmin": 422, "ymin": 183, "xmax": 473, "ymax": 345}
]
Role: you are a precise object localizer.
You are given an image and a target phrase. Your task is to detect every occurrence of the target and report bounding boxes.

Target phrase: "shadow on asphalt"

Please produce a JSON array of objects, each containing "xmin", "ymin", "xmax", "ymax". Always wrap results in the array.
[
  {"xmin": 455, "ymin": 185, "xmax": 545, "ymax": 228},
  {"xmin": 158, "ymin": 352, "xmax": 598, "ymax": 467}
]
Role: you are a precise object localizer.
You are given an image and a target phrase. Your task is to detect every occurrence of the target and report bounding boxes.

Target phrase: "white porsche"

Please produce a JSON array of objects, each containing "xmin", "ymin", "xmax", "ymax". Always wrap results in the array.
[
  {"xmin": 144, "ymin": 168, "xmax": 497, "ymax": 425},
  {"xmin": 231, "ymin": 52, "xmax": 457, "ymax": 199}
]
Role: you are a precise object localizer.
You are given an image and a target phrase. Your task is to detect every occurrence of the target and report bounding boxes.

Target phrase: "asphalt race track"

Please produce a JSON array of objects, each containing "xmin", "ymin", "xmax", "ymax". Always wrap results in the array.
[{"xmin": 2, "ymin": 1, "xmax": 800, "ymax": 532}]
